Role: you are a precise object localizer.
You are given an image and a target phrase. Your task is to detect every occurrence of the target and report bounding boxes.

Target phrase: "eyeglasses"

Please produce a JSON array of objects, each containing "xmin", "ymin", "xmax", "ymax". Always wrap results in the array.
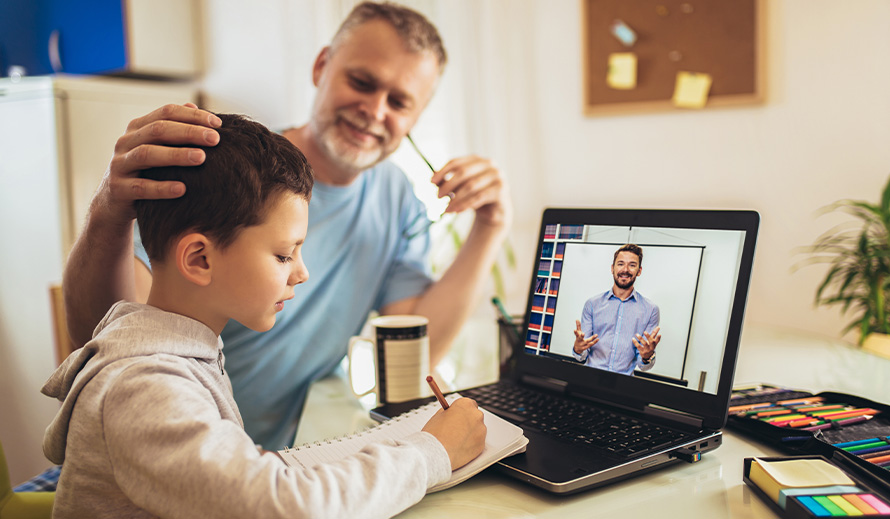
[{"xmin": 402, "ymin": 133, "xmax": 450, "ymax": 241}]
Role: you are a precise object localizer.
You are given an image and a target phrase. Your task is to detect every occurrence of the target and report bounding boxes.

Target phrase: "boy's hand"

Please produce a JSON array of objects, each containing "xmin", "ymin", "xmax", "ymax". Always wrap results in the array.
[
  {"xmin": 422, "ymin": 397, "xmax": 486, "ymax": 470},
  {"xmin": 95, "ymin": 103, "xmax": 222, "ymax": 223}
]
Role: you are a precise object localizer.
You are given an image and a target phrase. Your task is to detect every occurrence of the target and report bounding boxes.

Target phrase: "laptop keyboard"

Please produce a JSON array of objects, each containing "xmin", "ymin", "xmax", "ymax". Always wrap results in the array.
[{"xmin": 463, "ymin": 382, "xmax": 693, "ymax": 459}]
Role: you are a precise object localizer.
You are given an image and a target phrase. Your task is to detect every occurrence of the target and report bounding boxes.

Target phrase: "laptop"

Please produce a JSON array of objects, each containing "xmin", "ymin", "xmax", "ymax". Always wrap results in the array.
[{"xmin": 372, "ymin": 208, "xmax": 760, "ymax": 494}]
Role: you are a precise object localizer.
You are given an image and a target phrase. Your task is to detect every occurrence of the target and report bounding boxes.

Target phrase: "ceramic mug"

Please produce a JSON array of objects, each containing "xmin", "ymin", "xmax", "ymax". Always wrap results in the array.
[{"xmin": 348, "ymin": 315, "xmax": 432, "ymax": 404}]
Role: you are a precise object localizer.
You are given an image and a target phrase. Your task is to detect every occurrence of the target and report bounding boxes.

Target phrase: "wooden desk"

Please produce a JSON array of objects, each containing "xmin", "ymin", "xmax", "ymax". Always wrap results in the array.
[{"xmin": 295, "ymin": 323, "xmax": 890, "ymax": 518}]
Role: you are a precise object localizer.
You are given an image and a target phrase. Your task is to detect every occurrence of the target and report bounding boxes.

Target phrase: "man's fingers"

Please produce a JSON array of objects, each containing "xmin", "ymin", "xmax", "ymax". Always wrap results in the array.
[
  {"xmin": 431, "ymin": 155, "xmax": 485, "ymax": 186},
  {"xmin": 116, "ymin": 120, "xmax": 220, "ymax": 158},
  {"xmin": 437, "ymin": 162, "xmax": 493, "ymax": 198},
  {"xmin": 125, "ymin": 103, "xmax": 221, "ymax": 134},
  {"xmin": 446, "ymin": 180, "xmax": 500, "ymax": 214},
  {"xmin": 110, "ymin": 144, "xmax": 206, "ymax": 177},
  {"xmin": 107, "ymin": 176, "xmax": 186, "ymax": 203}
]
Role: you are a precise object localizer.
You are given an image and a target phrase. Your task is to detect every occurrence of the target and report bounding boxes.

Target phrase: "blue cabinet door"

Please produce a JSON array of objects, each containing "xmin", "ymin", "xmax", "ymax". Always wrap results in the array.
[{"xmin": 1, "ymin": 0, "xmax": 127, "ymax": 77}]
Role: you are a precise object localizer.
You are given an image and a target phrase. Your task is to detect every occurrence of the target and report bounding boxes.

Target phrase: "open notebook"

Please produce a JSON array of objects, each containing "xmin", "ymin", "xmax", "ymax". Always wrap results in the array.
[{"xmin": 277, "ymin": 394, "xmax": 528, "ymax": 492}]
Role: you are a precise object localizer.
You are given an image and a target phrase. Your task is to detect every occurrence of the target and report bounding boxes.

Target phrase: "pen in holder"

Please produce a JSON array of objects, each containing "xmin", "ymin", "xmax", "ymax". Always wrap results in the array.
[{"xmin": 497, "ymin": 314, "xmax": 524, "ymax": 378}]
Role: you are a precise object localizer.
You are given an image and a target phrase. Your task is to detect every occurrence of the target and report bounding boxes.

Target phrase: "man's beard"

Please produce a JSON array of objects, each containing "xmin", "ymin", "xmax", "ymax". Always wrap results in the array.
[
  {"xmin": 310, "ymin": 107, "xmax": 393, "ymax": 172},
  {"xmin": 614, "ymin": 273, "xmax": 636, "ymax": 289}
]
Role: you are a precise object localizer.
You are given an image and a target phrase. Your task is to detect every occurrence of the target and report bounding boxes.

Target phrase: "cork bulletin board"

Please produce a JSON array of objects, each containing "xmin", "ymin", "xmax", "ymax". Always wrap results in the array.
[{"xmin": 582, "ymin": 0, "xmax": 764, "ymax": 115}]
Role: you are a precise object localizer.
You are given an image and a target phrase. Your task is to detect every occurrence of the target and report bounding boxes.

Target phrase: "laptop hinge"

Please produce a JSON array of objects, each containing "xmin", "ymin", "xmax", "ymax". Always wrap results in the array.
[
  {"xmin": 643, "ymin": 404, "xmax": 704, "ymax": 428},
  {"xmin": 520, "ymin": 374, "xmax": 568, "ymax": 394}
]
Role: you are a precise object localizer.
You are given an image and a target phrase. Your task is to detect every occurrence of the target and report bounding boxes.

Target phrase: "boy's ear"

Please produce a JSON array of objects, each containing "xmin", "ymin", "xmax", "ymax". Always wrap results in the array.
[{"xmin": 175, "ymin": 233, "xmax": 214, "ymax": 287}]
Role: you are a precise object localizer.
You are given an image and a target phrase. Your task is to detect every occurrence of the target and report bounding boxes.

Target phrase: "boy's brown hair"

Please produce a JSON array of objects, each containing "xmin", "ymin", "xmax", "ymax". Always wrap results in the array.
[{"xmin": 135, "ymin": 113, "xmax": 313, "ymax": 262}]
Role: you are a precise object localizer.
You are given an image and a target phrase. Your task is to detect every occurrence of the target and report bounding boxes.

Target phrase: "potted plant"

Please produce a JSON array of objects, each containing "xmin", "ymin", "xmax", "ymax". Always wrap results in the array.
[{"xmin": 800, "ymin": 175, "xmax": 890, "ymax": 358}]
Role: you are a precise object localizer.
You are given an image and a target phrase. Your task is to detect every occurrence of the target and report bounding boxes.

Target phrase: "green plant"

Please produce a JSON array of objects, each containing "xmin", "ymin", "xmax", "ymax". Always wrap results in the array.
[{"xmin": 799, "ymin": 176, "xmax": 890, "ymax": 342}]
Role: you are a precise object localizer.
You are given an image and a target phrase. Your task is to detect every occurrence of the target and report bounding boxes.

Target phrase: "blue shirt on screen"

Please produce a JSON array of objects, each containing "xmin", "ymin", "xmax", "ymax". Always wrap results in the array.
[
  {"xmin": 572, "ymin": 290, "xmax": 660, "ymax": 376},
  {"xmin": 135, "ymin": 160, "xmax": 433, "ymax": 449}
]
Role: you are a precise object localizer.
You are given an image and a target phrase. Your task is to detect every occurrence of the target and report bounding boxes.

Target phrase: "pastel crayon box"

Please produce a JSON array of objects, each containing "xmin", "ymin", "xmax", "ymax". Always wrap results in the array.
[{"xmin": 729, "ymin": 384, "xmax": 890, "ymax": 485}]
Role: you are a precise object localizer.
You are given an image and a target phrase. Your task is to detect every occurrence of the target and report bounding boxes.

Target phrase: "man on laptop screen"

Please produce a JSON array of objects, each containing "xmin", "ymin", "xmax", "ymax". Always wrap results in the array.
[
  {"xmin": 571, "ymin": 243, "xmax": 662, "ymax": 376},
  {"xmin": 539, "ymin": 221, "xmax": 747, "ymax": 394}
]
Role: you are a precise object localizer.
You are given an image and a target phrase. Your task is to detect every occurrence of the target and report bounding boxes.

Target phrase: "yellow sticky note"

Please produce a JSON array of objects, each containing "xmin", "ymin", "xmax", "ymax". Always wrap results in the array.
[
  {"xmin": 607, "ymin": 52, "xmax": 637, "ymax": 90},
  {"xmin": 672, "ymin": 71, "xmax": 713, "ymax": 108}
]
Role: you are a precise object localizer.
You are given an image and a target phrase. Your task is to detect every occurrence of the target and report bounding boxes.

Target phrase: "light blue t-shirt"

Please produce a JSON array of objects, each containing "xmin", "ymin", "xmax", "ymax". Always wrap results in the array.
[{"xmin": 135, "ymin": 161, "xmax": 433, "ymax": 449}]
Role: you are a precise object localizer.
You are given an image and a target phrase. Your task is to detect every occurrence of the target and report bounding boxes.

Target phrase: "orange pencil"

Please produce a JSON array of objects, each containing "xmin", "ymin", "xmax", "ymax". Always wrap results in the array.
[{"xmin": 426, "ymin": 375, "xmax": 450, "ymax": 410}]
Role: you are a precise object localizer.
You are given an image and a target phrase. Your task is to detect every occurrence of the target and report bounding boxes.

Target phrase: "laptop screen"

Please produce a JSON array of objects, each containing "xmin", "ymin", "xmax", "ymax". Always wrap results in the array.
[{"xmin": 517, "ymin": 209, "xmax": 759, "ymax": 428}]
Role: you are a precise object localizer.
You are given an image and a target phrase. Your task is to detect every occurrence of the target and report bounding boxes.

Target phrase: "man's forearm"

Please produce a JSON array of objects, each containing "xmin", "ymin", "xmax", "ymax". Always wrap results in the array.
[
  {"xmin": 413, "ymin": 219, "xmax": 508, "ymax": 366},
  {"xmin": 63, "ymin": 208, "xmax": 139, "ymax": 347}
]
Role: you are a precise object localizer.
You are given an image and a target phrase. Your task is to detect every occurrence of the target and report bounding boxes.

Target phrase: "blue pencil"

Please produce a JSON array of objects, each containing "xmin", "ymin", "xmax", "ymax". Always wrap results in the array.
[{"xmin": 834, "ymin": 437, "xmax": 880, "ymax": 448}]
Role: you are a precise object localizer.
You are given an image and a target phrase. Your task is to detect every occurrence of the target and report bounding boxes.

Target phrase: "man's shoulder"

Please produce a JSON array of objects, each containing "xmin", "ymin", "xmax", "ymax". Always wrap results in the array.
[
  {"xmin": 589, "ymin": 290, "xmax": 613, "ymax": 303},
  {"xmin": 358, "ymin": 160, "xmax": 422, "ymax": 207},
  {"xmin": 633, "ymin": 291, "xmax": 660, "ymax": 310},
  {"xmin": 363, "ymin": 159, "xmax": 408, "ymax": 182}
]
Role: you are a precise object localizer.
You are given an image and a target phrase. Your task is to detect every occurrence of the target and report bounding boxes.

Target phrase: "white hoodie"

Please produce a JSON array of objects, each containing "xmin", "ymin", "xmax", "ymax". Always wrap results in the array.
[{"xmin": 42, "ymin": 302, "xmax": 450, "ymax": 519}]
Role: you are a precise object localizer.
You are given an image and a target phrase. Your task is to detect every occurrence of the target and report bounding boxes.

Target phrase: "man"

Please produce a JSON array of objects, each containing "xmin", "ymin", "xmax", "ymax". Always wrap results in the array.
[
  {"xmin": 62, "ymin": 2, "xmax": 510, "ymax": 450},
  {"xmin": 572, "ymin": 244, "xmax": 661, "ymax": 376}
]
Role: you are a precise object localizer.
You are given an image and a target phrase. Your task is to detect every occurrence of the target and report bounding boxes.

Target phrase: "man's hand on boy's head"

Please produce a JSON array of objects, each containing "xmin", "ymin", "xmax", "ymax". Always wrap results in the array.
[{"xmin": 94, "ymin": 103, "xmax": 222, "ymax": 223}]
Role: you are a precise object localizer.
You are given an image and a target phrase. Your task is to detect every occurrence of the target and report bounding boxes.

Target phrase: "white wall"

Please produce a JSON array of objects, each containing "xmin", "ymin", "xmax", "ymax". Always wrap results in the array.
[
  {"xmin": 0, "ymin": 81, "xmax": 65, "ymax": 484},
  {"xmin": 517, "ymin": 0, "xmax": 890, "ymax": 340}
]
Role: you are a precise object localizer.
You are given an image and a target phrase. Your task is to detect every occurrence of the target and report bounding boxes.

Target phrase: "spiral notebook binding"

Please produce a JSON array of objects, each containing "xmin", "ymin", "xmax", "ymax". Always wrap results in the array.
[{"xmin": 287, "ymin": 400, "xmax": 444, "ymax": 451}]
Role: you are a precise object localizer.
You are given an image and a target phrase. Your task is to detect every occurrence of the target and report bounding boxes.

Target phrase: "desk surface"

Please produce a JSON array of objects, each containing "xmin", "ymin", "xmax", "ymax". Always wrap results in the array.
[{"xmin": 295, "ymin": 323, "xmax": 890, "ymax": 519}]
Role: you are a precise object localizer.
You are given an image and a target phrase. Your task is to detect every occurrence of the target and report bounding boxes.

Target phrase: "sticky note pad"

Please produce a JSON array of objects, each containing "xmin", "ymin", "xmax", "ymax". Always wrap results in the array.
[
  {"xmin": 748, "ymin": 458, "xmax": 855, "ymax": 503},
  {"xmin": 672, "ymin": 71, "xmax": 713, "ymax": 109},
  {"xmin": 779, "ymin": 486, "xmax": 862, "ymax": 508},
  {"xmin": 796, "ymin": 496, "xmax": 832, "ymax": 517},
  {"xmin": 607, "ymin": 53, "xmax": 637, "ymax": 90}
]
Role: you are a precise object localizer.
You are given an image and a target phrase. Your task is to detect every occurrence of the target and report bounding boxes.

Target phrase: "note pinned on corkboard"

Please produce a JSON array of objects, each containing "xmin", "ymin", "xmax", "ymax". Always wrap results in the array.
[
  {"xmin": 672, "ymin": 71, "xmax": 712, "ymax": 108},
  {"xmin": 582, "ymin": 0, "xmax": 764, "ymax": 116}
]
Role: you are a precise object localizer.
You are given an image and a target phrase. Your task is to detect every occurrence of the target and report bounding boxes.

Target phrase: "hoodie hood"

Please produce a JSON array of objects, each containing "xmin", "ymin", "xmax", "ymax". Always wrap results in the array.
[{"xmin": 42, "ymin": 301, "xmax": 222, "ymax": 464}]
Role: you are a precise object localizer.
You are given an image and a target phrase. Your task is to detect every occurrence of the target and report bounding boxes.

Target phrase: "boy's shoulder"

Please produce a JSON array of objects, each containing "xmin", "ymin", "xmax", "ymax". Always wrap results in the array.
[{"xmin": 43, "ymin": 301, "xmax": 223, "ymax": 411}]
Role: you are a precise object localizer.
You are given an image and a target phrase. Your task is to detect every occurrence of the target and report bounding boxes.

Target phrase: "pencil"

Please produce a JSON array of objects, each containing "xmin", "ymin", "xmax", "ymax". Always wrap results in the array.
[{"xmin": 426, "ymin": 375, "xmax": 450, "ymax": 410}]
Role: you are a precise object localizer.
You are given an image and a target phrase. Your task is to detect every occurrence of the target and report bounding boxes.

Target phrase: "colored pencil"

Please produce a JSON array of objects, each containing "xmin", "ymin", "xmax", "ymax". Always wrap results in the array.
[{"xmin": 834, "ymin": 437, "xmax": 882, "ymax": 448}]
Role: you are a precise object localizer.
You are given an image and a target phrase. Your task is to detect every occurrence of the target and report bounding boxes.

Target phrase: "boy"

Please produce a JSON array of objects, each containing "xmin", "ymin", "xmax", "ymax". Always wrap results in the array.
[{"xmin": 42, "ymin": 114, "xmax": 485, "ymax": 518}]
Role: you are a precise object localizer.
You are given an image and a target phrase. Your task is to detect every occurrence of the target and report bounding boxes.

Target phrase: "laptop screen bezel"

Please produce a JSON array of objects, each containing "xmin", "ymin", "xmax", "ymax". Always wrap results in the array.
[{"xmin": 514, "ymin": 208, "xmax": 760, "ymax": 430}]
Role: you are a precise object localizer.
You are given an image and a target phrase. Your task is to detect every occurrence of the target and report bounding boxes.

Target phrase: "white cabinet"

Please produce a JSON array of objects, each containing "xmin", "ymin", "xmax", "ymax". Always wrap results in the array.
[
  {"xmin": 0, "ymin": 76, "xmax": 196, "ymax": 483},
  {"xmin": 50, "ymin": 76, "xmax": 198, "ymax": 253}
]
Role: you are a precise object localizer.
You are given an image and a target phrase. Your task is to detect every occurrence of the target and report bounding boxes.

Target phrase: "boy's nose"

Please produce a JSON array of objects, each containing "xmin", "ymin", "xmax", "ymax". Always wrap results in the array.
[{"xmin": 289, "ymin": 261, "xmax": 309, "ymax": 286}]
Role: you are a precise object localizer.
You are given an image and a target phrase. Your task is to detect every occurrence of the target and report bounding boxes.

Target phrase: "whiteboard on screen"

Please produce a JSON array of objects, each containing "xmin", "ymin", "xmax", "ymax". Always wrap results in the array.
[{"xmin": 551, "ymin": 242, "xmax": 703, "ymax": 383}]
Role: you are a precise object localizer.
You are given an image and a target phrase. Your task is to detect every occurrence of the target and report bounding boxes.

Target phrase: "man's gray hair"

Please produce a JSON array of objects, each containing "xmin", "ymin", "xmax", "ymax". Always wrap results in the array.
[{"xmin": 331, "ymin": 1, "xmax": 447, "ymax": 71}]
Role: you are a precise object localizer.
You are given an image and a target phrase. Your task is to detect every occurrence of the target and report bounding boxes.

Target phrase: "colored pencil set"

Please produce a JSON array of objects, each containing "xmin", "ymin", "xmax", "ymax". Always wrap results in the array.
[
  {"xmin": 835, "ymin": 437, "xmax": 890, "ymax": 471},
  {"xmin": 730, "ymin": 396, "xmax": 881, "ymax": 432}
]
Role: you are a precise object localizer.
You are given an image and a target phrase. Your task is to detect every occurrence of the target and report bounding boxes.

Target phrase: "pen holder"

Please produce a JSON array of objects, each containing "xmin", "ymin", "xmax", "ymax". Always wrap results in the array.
[{"xmin": 497, "ymin": 315, "xmax": 523, "ymax": 378}]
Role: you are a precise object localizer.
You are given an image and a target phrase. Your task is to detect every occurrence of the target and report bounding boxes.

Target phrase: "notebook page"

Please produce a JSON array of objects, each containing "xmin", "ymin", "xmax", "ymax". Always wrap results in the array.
[{"xmin": 278, "ymin": 394, "xmax": 528, "ymax": 492}]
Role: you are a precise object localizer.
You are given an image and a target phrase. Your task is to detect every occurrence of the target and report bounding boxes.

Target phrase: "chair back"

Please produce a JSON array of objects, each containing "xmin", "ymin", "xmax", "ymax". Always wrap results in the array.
[{"xmin": 49, "ymin": 284, "xmax": 75, "ymax": 365}]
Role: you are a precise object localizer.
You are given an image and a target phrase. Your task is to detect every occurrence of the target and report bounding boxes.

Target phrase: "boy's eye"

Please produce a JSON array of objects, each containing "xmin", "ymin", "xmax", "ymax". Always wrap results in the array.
[{"xmin": 276, "ymin": 255, "xmax": 293, "ymax": 263}]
